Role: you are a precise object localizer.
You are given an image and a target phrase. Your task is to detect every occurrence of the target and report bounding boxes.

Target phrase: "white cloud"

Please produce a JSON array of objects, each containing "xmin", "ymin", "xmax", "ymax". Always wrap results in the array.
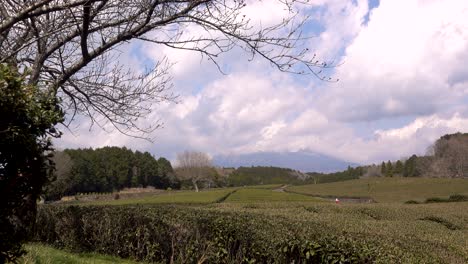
[
  {"xmin": 318, "ymin": 0, "xmax": 468, "ymax": 121},
  {"xmin": 313, "ymin": 0, "xmax": 369, "ymax": 58},
  {"xmin": 54, "ymin": 0, "xmax": 468, "ymax": 168}
]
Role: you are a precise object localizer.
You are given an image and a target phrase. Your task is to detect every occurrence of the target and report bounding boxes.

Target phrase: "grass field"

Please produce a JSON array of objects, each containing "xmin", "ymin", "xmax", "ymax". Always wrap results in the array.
[
  {"xmin": 21, "ymin": 244, "xmax": 140, "ymax": 264},
  {"xmin": 287, "ymin": 177, "xmax": 468, "ymax": 203}
]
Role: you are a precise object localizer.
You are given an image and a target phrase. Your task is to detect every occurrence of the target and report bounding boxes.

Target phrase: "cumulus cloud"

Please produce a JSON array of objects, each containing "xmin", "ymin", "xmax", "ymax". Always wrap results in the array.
[
  {"xmin": 318, "ymin": 0, "xmax": 468, "ymax": 121},
  {"xmin": 55, "ymin": 0, "xmax": 468, "ymax": 167}
]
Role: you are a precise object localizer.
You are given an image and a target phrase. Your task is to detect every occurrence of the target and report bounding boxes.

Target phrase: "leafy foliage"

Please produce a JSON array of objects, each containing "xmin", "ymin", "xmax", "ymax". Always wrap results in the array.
[
  {"xmin": 0, "ymin": 64, "xmax": 63, "ymax": 262},
  {"xmin": 424, "ymin": 194, "xmax": 468, "ymax": 203},
  {"xmin": 31, "ymin": 178, "xmax": 468, "ymax": 263},
  {"xmin": 34, "ymin": 205, "xmax": 395, "ymax": 263},
  {"xmin": 306, "ymin": 166, "xmax": 364, "ymax": 184}
]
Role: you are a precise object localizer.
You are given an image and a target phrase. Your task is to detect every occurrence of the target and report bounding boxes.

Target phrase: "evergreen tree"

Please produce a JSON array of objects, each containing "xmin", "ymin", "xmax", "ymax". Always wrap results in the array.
[
  {"xmin": 381, "ymin": 162, "xmax": 387, "ymax": 175},
  {"xmin": 386, "ymin": 161, "xmax": 394, "ymax": 177},
  {"xmin": 404, "ymin": 155, "xmax": 418, "ymax": 177},
  {"xmin": 44, "ymin": 147, "xmax": 174, "ymax": 198},
  {"xmin": 394, "ymin": 160, "xmax": 404, "ymax": 175}
]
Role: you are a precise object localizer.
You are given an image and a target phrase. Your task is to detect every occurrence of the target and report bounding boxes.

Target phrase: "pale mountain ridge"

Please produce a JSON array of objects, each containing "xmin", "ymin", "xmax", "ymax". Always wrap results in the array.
[{"xmin": 213, "ymin": 151, "xmax": 358, "ymax": 173}]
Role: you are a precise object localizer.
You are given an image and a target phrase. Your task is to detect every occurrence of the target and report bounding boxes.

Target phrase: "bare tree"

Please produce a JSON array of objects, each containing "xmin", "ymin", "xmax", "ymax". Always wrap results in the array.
[
  {"xmin": 175, "ymin": 151, "xmax": 212, "ymax": 192},
  {"xmin": 430, "ymin": 133, "xmax": 468, "ymax": 178},
  {"xmin": 0, "ymin": 0, "xmax": 335, "ymax": 138}
]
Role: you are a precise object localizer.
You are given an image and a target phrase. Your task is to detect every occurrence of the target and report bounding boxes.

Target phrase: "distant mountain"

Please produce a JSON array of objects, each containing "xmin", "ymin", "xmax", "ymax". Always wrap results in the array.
[
  {"xmin": 213, "ymin": 151, "xmax": 358, "ymax": 173},
  {"xmin": 226, "ymin": 166, "xmax": 307, "ymax": 186}
]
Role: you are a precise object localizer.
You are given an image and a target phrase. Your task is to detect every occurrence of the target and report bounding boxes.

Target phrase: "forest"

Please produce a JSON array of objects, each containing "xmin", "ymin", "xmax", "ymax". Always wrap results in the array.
[{"xmin": 45, "ymin": 147, "xmax": 178, "ymax": 200}]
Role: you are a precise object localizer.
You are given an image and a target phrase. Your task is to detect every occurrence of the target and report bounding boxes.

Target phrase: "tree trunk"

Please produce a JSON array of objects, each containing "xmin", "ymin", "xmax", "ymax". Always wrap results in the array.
[{"xmin": 193, "ymin": 181, "xmax": 199, "ymax": 192}]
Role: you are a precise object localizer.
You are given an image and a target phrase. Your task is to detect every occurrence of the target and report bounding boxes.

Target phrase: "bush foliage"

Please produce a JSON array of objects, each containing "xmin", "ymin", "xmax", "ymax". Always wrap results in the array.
[
  {"xmin": 34, "ymin": 205, "xmax": 399, "ymax": 263},
  {"xmin": 0, "ymin": 64, "xmax": 63, "ymax": 262}
]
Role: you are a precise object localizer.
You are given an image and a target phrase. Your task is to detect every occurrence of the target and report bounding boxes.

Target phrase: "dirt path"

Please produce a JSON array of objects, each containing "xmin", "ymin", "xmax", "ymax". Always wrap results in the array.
[{"xmin": 272, "ymin": 185, "xmax": 288, "ymax": 192}]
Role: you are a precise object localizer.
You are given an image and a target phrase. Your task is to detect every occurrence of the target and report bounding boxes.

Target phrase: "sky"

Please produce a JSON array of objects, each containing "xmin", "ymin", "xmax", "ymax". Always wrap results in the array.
[{"xmin": 57, "ymin": 0, "xmax": 468, "ymax": 166}]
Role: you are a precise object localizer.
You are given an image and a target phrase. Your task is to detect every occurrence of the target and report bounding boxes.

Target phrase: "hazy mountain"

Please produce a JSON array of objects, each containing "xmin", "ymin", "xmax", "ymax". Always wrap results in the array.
[{"xmin": 213, "ymin": 151, "xmax": 358, "ymax": 173}]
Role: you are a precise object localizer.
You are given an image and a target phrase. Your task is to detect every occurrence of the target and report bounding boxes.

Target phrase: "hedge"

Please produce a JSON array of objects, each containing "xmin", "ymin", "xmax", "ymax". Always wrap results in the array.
[{"xmin": 34, "ymin": 205, "xmax": 403, "ymax": 263}]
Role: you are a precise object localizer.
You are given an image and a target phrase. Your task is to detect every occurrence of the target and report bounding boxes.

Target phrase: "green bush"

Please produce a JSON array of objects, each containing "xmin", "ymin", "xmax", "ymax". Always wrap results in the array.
[
  {"xmin": 425, "ymin": 194, "xmax": 468, "ymax": 203},
  {"xmin": 0, "ymin": 64, "xmax": 63, "ymax": 262},
  {"xmin": 34, "ymin": 205, "xmax": 398, "ymax": 263},
  {"xmin": 448, "ymin": 194, "xmax": 468, "ymax": 202},
  {"xmin": 425, "ymin": 197, "xmax": 446, "ymax": 203}
]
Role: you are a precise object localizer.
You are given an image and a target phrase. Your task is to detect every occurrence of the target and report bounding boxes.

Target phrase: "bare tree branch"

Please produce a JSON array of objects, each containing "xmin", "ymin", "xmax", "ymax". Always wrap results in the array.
[
  {"xmin": 0, "ymin": 0, "xmax": 337, "ymax": 139},
  {"xmin": 175, "ymin": 151, "xmax": 213, "ymax": 192}
]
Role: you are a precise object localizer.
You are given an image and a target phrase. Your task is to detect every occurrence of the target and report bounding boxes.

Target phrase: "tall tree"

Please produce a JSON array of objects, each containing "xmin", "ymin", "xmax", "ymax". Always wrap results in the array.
[
  {"xmin": 157, "ymin": 157, "xmax": 177, "ymax": 188},
  {"xmin": 431, "ymin": 133, "xmax": 468, "ymax": 177},
  {"xmin": 175, "ymin": 151, "xmax": 212, "ymax": 192},
  {"xmin": 0, "ymin": 64, "xmax": 63, "ymax": 262},
  {"xmin": 385, "ymin": 161, "xmax": 393, "ymax": 177},
  {"xmin": 404, "ymin": 155, "xmax": 418, "ymax": 177},
  {"xmin": 380, "ymin": 161, "xmax": 386, "ymax": 176},
  {"xmin": 394, "ymin": 160, "xmax": 404, "ymax": 176}
]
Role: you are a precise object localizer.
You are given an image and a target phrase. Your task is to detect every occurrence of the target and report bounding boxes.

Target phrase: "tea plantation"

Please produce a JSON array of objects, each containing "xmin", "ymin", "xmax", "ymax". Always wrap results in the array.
[
  {"xmin": 28, "ymin": 178, "xmax": 468, "ymax": 263},
  {"xmin": 287, "ymin": 177, "xmax": 468, "ymax": 203}
]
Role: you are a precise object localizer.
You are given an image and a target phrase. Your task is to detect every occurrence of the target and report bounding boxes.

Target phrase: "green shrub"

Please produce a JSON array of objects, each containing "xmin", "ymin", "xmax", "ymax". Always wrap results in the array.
[
  {"xmin": 34, "ymin": 205, "xmax": 398, "ymax": 263},
  {"xmin": 419, "ymin": 216, "xmax": 461, "ymax": 231},
  {"xmin": 0, "ymin": 64, "xmax": 63, "ymax": 262},
  {"xmin": 425, "ymin": 194, "xmax": 468, "ymax": 203},
  {"xmin": 448, "ymin": 194, "xmax": 468, "ymax": 202},
  {"xmin": 425, "ymin": 197, "xmax": 446, "ymax": 203},
  {"xmin": 404, "ymin": 200, "xmax": 420, "ymax": 204}
]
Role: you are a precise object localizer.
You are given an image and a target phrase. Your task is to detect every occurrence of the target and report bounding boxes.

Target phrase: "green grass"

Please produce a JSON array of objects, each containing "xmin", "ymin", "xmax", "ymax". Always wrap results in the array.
[
  {"xmin": 225, "ymin": 188, "xmax": 320, "ymax": 202},
  {"xmin": 89, "ymin": 188, "xmax": 236, "ymax": 205},
  {"xmin": 20, "ymin": 244, "xmax": 140, "ymax": 264},
  {"xmin": 288, "ymin": 177, "xmax": 468, "ymax": 203}
]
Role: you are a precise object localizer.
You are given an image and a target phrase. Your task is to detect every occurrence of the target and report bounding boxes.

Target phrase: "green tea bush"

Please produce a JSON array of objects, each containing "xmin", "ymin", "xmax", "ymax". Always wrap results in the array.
[
  {"xmin": 34, "ymin": 205, "xmax": 399, "ymax": 263},
  {"xmin": 425, "ymin": 194, "xmax": 468, "ymax": 203},
  {"xmin": 425, "ymin": 197, "xmax": 446, "ymax": 203},
  {"xmin": 448, "ymin": 194, "xmax": 468, "ymax": 202},
  {"xmin": 404, "ymin": 200, "xmax": 420, "ymax": 204}
]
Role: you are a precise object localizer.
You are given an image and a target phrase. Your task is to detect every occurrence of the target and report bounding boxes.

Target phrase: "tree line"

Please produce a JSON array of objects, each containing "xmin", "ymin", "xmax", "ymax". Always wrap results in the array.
[
  {"xmin": 46, "ymin": 132, "xmax": 468, "ymax": 201},
  {"xmin": 365, "ymin": 133, "xmax": 468, "ymax": 178},
  {"xmin": 306, "ymin": 166, "xmax": 365, "ymax": 184},
  {"xmin": 45, "ymin": 147, "xmax": 178, "ymax": 200}
]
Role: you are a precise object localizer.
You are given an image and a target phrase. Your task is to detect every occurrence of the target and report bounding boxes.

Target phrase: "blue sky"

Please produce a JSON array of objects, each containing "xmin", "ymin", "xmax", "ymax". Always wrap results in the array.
[{"xmin": 57, "ymin": 0, "xmax": 468, "ymax": 165}]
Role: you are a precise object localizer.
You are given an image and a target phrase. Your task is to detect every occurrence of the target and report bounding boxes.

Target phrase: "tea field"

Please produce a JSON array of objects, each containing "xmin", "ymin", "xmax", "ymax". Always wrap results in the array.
[
  {"xmin": 224, "ymin": 188, "xmax": 321, "ymax": 202},
  {"xmin": 88, "ymin": 188, "xmax": 237, "ymax": 205},
  {"xmin": 30, "ymin": 178, "xmax": 468, "ymax": 263},
  {"xmin": 287, "ymin": 177, "xmax": 468, "ymax": 203}
]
